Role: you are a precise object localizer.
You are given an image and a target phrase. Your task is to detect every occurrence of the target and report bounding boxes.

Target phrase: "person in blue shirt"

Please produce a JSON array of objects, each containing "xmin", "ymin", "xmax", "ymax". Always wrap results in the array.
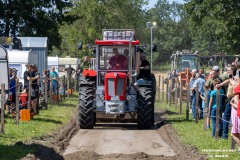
[
  {"xmin": 50, "ymin": 67, "xmax": 58, "ymax": 94},
  {"xmin": 192, "ymin": 73, "xmax": 206, "ymax": 119},
  {"xmin": 209, "ymin": 79, "xmax": 224, "ymax": 137}
]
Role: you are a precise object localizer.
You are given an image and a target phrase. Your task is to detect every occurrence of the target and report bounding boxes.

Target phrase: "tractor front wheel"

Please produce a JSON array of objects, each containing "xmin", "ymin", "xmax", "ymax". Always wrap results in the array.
[
  {"xmin": 137, "ymin": 87, "xmax": 153, "ymax": 129},
  {"xmin": 78, "ymin": 86, "xmax": 95, "ymax": 129}
]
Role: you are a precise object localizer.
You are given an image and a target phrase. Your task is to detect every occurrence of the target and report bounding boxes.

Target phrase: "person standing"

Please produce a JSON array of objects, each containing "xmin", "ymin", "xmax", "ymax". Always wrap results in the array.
[
  {"xmin": 64, "ymin": 64, "xmax": 75, "ymax": 89},
  {"xmin": 189, "ymin": 69, "xmax": 197, "ymax": 120},
  {"xmin": 50, "ymin": 66, "xmax": 58, "ymax": 94},
  {"xmin": 209, "ymin": 79, "xmax": 224, "ymax": 137},
  {"xmin": 192, "ymin": 73, "xmax": 206, "ymax": 119}
]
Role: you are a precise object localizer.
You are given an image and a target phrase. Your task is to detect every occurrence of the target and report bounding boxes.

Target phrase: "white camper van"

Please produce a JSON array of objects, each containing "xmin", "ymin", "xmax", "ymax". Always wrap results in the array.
[
  {"xmin": 48, "ymin": 56, "xmax": 59, "ymax": 73},
  {"xmin": 58, "ymin": 57, "xmax": 80, "ymax": 78},
  {"xmin": 0, "ymin": 45, "xmax": 9, "ymax": 109},
  {"xmin": 8, "ymin": 50, "xmax": 38, "ymax": 84}
]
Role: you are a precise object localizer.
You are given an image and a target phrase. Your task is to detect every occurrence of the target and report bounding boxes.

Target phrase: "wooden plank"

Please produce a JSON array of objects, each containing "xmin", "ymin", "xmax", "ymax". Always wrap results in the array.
[
  {"xmin": 203, "ymin": 88, "xmax": 208, "ymax": 130},
  {"xmin": 158, "ymin": 75, "xmax": 161, "ymax": 101},
  {"xmin": 215, "ymin": 89, "xmax": 220, "ymax": 139},
  {"xmin": 161, "ymin": 77, "xmax": 164, "ymax": 102},
  {"xmin": 1, "ymin": 84, "xmax": 5, "ymax": 133},
  {"xmin": 15, "ymin": 79, "xmax": 20, "ymax": 124},
  {"xmin": 27, "ymin": 78, "xmax": 32, "ymax": 110}
]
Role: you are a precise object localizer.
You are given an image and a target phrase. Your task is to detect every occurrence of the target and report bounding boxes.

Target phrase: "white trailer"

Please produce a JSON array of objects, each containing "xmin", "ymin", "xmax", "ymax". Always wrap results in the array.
[
  {"xmin": 48, "ymin": 56, "xmax": 59, "ymax": 73},
  {"xmin": 8, "ymin": 50, "xmax": 39, "ymax": 84},
  {"xmin": 0, "ymin": 45, "xmax": 9, "ymax": 109},
  {"xmin": 58, "ymin": 57, "xmax": 80, "ymax": 78}
]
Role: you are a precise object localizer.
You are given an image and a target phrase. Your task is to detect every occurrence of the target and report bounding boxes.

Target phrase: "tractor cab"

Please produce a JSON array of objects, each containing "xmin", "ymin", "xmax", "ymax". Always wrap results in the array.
[
  {"xmin": 78, "ymin": 29, "xmax": 155, "ymax": 129},
  {"xmin": 171, "ymin": 50, "xmax": 199, "ymax": 74}
]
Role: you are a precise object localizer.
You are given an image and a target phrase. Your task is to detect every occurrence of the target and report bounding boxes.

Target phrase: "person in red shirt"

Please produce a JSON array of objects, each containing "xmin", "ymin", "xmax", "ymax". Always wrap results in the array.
[
  {"xmin": 108, "ymin": 48, "xmax": 127, "ymax": 69},
  {"xmin": 19, "ymin": 88, "xmax": 28, "ymax": 110}
]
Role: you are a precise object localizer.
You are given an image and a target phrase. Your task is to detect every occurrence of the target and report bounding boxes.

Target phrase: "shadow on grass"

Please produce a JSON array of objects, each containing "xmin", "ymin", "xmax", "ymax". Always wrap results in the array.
[
  {"xmin": 33, "ymin": 117, "xmax": 63, "ymax": 124},
  {"xmin": 56, "ymin": 103, "xmax": 77, "ymax": 107},
  {"xmin": 0, "ymin": 141, "xmax": 64, "ymax": 160}
]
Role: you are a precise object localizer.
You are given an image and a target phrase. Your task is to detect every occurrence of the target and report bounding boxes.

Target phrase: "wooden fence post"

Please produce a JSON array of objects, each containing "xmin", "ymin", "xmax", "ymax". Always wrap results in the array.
[
  {"xmin": 1, "ymin": 84, "xmax": 5, "ymax": 134},
  {"xmin": 169, "ymin": 80, "xmax": 172, "ymax": 107},
  {"xmin": 50, "ymin": 81, "xmax": 53, "ymax": 104},
  {"xmin": 231, "ymin": 137, "xmax": 236, "ymax": 149},
  {"xmin": 179, "ymin": 80, "xmax": 183, "ymax": 114},
  {"xmin": 27, "ymin": 78, "xmax": 32, "ymax": 110},
  {"xmin": 158, "ymin": 75, "xmax": 161, "ymax": 101},
  {"xmin": 15, "ymin": 79, "xmax": 20, "ymax": 124},
  {"xmin": 215, "ymin": 88, "xmax": 220, "ymax": 139},
  {"xmin": 63, "ymin": 75, "xmax": 66, "ymax": 100},
  {"xmin": 166, "ymin": 80, "xmax": 169, "ymax": 104},
  {"xmin": 44, "ymin": 76, "xmax": 48, "ymax": 109},
  {"xmin": 174, "ymin": 78, "xmax": 178, "ymax": 110},
  {"xmin": 56, "ymin": 80, "xmax": 59, "ymax": 104},
  {"xmin": 203, "ymin": 88, "xmax": 208, "ymax": 130},
  {"xmin": 195, "ymin": 84, "xmax": 199, "ymax": 123},
  {"xmin": 186, "ymin": 86, "xmax": 190, "ymax": 120},
  {"xmin": 161, "ymin": 77, "xmax": 164, "ymax": 102}
]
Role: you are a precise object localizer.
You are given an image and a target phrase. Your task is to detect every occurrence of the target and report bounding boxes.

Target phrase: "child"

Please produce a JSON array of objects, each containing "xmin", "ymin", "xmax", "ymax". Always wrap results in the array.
[
  {"xmin": 59, "ymin": 84, "xmax": 66, "ymax": 101},
  {"xmin": 19, "ymin": 88, "xmax": 28, "ymax": 110},
  {"xmin": 209, "ymin": 79, "xmax": 224, "ymax": 137}
]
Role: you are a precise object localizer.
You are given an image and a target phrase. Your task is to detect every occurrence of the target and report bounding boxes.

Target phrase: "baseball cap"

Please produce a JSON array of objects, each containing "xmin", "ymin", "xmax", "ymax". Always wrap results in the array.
[{"xmin": 212, "ymin": 66, "xmax": 219, "ymax": 71}]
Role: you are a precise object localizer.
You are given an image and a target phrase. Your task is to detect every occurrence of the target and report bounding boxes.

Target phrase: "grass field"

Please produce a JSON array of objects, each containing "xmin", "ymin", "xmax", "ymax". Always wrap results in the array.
[
  {"xmin": 155, "ymin": 100, "xmax": 240, "ymax": 160},
  {"xmin": 0, "ymin": 93, "xmax": 78, "ymax": 160}
]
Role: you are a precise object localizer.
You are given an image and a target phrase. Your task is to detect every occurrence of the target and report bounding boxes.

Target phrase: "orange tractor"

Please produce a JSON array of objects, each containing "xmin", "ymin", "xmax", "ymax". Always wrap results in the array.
[{"xmin": 168, "ymin": 50, "xmax": 199, "ymax": 101}]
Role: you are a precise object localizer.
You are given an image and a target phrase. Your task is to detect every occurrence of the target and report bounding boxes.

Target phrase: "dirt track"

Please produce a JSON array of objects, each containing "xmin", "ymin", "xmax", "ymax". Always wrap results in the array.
[
  {"xmin": 21, "ymin": 109, "xmax": 207, "ymax": 160},
  {"xmin": 21, "ymin": 71, "xmax": 207, "ymax": 160}
]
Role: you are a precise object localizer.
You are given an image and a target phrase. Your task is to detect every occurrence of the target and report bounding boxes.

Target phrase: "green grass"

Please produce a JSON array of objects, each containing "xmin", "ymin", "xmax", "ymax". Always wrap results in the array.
[
  {"xmin": 0, "ymin": 93, "xmax": 78, "ymax": 160},
  {"xmin": 155, "ymin": 100, "xmax": 240, "ymax": 160}
]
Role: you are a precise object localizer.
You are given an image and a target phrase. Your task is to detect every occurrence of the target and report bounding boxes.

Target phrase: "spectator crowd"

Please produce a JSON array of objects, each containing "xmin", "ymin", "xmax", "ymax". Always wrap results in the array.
[
  {"xmin": 188, "ymin": 62, "xmax": 240, "ymax": 147},
  {"xmin": 7, "ymin": 64, "xmax": 79, "ymax": 118}
]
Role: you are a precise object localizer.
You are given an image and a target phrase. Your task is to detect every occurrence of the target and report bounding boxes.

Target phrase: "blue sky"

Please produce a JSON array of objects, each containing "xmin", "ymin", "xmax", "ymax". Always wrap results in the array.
[{"xmin": 146, "ymin": 0, "xmax": 185, "ymax": 9}]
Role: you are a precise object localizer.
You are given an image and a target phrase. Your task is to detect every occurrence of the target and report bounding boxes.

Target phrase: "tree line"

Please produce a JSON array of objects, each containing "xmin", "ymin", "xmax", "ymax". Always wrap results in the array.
[{"xmin": 0, "ymin": 0, "xmax": 239, "ymax": 70}]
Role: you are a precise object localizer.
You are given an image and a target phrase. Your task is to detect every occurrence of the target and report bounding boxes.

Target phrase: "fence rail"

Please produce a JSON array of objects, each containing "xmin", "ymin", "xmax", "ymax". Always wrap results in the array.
[{"xmin": 0, "ymin": 75, "xmax": 78, "ymax": 134}]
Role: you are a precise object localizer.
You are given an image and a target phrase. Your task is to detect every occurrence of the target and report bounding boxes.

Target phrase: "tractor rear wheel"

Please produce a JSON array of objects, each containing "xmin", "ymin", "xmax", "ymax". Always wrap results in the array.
[
  {"xmin": 137, "ymin": 87, "xmax": 153, "ymax": 129},
  {"xmin": 78, "ymin": 77, "xmax": 95, "ymax": 129}
]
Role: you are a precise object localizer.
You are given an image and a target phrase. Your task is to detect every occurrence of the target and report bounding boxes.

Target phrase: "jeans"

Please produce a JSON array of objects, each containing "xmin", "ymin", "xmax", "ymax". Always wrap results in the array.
[
  {"xmin": 211, "ymin": 107, "xmax": 223, "ymax": 137},
  {"xmin": 52, "ymin": 82, "xmax": 57, "ymax": 94},
  {"xmin": 191, "ymin": 94, "xmax": 202, "ymax": 119},
  {"xmin": 222, "ymin": 103, "xmax": 231, "ymax": 139},
  {"xmin": 191, "ymin": 94, "xmax": 196, "ymax": 119}
]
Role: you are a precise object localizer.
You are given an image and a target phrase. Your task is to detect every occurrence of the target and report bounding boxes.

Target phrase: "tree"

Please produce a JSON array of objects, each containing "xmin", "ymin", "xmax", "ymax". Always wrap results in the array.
[
  {"xmin": 184, "ymin": 0, "xmax": 240, "ymax": 54},
  {"xmin": 0, "ymin": 0, "xmax": 72, "ymax": 50},
  {"xmin": 58, "ymin": 0, "xmax": 148, "ymax": 57},
  {"xmin": 146, "ymin": 0, "xmax": 192, "ymax": 70}
]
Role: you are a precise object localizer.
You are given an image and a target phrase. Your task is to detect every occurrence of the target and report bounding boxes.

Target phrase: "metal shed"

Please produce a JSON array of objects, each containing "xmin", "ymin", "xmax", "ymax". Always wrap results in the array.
[{"xmin": 18, "ymin": 37, "xmax": 48, "ymax": 75}]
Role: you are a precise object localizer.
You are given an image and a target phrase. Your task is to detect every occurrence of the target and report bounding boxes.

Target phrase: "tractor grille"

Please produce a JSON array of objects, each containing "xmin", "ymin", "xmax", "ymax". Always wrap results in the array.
[
  {"xmin": 108, "ymin": 78, "xmax": 114, "ymax": 96},
  {"xmin": 116, "ymin": 79, "xmax": 124, "ymax": 95},
  {"xmin": 107, "ymin": 78, "xmax": 124, "ymax": 96}
]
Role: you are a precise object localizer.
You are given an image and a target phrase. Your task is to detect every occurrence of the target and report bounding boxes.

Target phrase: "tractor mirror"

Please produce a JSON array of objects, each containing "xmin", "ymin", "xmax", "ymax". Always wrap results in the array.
[{"xmin": 152, "ymin": 44, "xmax": 157, "ymax": 52}]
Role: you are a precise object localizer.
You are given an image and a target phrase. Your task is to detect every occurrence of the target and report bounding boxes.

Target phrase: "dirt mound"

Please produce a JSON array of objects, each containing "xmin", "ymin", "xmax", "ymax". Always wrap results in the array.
[{"xmin": 21, "ymin": 112, "xmax": 79, "ymax": 160}]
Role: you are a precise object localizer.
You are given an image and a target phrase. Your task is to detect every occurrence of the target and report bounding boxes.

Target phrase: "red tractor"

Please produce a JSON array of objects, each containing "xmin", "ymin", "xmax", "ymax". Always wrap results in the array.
[{"xmin": 78, "ymin": 29, "xmax": 156, "ymax": 129}]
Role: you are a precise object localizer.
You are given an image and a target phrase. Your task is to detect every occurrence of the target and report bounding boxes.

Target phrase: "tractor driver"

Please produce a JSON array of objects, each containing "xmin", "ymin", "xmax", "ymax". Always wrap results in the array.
[{"xmin": 108, "ymin": 48, "xmax": 127, "ymax": 69}]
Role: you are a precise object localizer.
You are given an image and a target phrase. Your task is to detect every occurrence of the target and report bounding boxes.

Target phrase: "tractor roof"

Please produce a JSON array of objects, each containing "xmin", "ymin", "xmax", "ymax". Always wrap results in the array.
[
  {"xmin": 95, "ymin": 40, "xmax": 139, "ymax": 46},
  {"xmin": 95, "ymin": 29, "xmax": 139, "ymax": 46}
]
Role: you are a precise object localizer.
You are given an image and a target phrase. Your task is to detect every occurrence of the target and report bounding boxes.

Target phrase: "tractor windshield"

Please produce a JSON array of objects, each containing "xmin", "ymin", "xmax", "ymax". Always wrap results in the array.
[
  {"xmin": 97, "ymin": 46, "xmax": 136, "ymax": 71},
  {"xmin": 177, "ymin": 55, "xmax": 198, "ymax": 72}
]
